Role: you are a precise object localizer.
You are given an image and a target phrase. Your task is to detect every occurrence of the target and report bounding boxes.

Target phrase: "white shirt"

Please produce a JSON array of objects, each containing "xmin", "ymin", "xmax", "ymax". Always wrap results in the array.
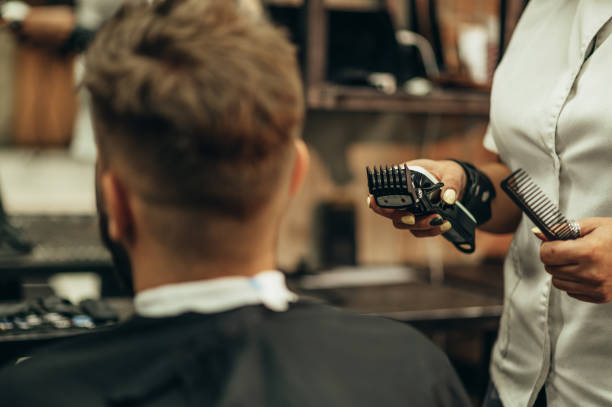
[
  {"xmin": 484, "ymin": 1, "xmax": 612, "ymax": 406},
  {"xmin": 134, "ymin": 270, "xmax": 298, "ymax": 318}
]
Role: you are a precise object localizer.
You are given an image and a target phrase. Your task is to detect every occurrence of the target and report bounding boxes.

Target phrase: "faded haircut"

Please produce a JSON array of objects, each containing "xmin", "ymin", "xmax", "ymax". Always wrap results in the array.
[{"xmin": 84, "ymin": 0, "xmax": 304, "ymax": 219}]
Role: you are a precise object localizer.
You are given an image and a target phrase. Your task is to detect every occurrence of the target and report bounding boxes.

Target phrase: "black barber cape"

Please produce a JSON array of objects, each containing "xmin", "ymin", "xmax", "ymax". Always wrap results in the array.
[{"xmin": 0, "ymin": 302, "xmax": 470, "ymax": 406}]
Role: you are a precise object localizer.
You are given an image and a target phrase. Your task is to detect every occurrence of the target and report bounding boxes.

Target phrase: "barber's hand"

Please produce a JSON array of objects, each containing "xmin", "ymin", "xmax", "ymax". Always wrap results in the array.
[
  {"xmin": 20, "ymin": 6, "xmax": 75, "ymax": 47},
  {"xmin": 537, "ymin": 218, "xmax": 612, "ymax": 303},
  {"xmin": 368, "ymin": 159, "xmax": 466, "ymax": 238}
]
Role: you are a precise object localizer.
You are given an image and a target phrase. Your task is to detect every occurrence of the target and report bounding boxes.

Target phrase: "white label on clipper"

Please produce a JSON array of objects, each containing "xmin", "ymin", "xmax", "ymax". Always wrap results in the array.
[
  {"xmin": 407, "ymin": 166, "xmax": 439, "ymax": 183},
  {"xmin": 408, "ymin": 165, "xmax": 477, "ymax": 224}
]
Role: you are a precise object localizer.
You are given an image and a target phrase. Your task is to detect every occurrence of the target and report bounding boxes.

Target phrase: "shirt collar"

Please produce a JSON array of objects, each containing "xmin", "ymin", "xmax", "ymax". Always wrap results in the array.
[{"xmin": 134, "ymin": 270, "xmax": 298, "ymax": 318}]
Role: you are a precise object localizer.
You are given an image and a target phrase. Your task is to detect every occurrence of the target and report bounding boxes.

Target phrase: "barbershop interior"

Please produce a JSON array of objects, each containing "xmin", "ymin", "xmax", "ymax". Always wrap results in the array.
[{"xmin": 3, "ymin": 0, "xmax": 606, "ymax": 406}]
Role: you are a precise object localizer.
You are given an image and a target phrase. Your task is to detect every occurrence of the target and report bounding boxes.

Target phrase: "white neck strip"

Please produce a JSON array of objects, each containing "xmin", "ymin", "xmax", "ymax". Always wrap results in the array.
[{"xmin": 134, "ymin": 270, "xmax": 298, "ymax": 318}]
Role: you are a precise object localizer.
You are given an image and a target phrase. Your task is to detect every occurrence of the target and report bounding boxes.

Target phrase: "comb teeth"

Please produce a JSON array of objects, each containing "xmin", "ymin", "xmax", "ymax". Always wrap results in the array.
[
  {"xmin": 502, "ymin": 169, "xmax": 577, "ymax": 240},
  {"xmin": 366, "ymin": 165, "xmax": 409, "ymax": 196}
]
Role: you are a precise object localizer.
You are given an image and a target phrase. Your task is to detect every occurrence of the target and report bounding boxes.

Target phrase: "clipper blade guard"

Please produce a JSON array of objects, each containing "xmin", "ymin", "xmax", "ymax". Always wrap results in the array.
[
  {"xmin": 366, "ymin": 164, "xmax": 477, "ymax": 253},
  {"xmin": 366, "ymin": 165, "xmax": 417, "ymax": 209},
  {"xmin": 501, "ymin": 169, "xmax": 580, "ymax": 240}
]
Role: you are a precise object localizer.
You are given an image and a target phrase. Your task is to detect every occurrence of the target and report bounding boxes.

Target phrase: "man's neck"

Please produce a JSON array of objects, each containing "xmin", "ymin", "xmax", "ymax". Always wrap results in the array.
[
  {"xmin": 125, "ymin": 196, "xmax": 286, "ymax": 294},
  {"xmin": 130, "ymin": 249, "xmax": 278, "ymax": 293}
]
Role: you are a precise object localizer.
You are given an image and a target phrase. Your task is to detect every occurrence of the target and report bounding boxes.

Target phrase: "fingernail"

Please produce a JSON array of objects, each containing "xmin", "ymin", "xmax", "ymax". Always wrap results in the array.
[
  {"xmin": 443, "ymin": 189, "xmax": 457, "ymax": 204},
  {"xmin": 531, "ymin": 226, "xmax": 548, "ymax": 241},
  {"xmin": 367, "ymin": 196, "xmax": 371, "ymax": 207},
  {"xmin": 430, "ymin": 216, "xmax": 444, "ymax": 226},
  {"xmin": 440, "ymin": 221, "xmax": 452, "ymax": 232},
  {"xmin": 401, "ymin": 215, "xmax": 415, "ymax": 225}
]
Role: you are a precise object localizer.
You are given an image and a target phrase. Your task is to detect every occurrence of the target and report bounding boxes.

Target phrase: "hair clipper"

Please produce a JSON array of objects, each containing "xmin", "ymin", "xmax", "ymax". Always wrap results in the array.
[{"xmin": 366, "ymin": 165, "xmax": 477, "ymax": 253}]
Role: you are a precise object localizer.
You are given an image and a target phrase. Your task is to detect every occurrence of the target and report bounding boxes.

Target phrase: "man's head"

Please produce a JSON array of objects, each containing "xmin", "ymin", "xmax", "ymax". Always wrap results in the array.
[{"xmin": 84, "ymin": 0, "xmax": 308, "ymax": 290}]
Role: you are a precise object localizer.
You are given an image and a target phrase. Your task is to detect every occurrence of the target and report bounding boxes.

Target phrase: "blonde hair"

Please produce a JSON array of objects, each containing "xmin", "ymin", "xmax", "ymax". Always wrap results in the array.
[{"xmin": 85, "ymin": 0, "xmax": 304, "ymax": 218}]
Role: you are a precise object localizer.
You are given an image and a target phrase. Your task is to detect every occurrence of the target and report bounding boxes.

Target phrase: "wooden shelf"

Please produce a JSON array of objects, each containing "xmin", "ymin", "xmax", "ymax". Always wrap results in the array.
[
  {"xmin": 267, "ymin": 0, "xmax": 495, "ymax": 115},
  {"xmin": 264, "ymin": 0, "xmax": 382, "ymax": 10},
  {"xmin": 263, "ymin": 0, "xmax": 302, "ymax": 6},
  {"xmin": 300, "ymin": 0, "xmax": 490, "ymax": 116},
  {"xmin": 307, "ymin": 84, "xmax": 490, "ymax": 115}
]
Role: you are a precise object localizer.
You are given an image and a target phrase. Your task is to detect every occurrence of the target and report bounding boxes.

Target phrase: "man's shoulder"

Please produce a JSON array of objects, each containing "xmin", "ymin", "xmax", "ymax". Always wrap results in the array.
[
  {"xmin": 268, "ymin": 301, "xmax": 439, "ymax": 353},
  {"xmin": 259, "ymin": 301, "xmax": 454, "ymax": 370},
  {"xmin": 0, "ymin": 315, "xmax": 217, "ymax": 405},
  {"xmin": 237, "ymin": 302, "xmax": 471, "ymax": 406}
]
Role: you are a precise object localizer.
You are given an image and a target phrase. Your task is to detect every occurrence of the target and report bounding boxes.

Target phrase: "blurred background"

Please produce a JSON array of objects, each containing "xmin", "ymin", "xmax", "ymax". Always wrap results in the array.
[{"xmin": 0, "ymin": 0, "xmax": 528, "ymax": 404}]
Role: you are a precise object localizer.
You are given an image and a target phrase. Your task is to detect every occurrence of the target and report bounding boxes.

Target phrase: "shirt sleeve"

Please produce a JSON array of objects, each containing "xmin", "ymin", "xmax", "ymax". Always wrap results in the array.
[{"xmin": 482, "ymin": 124, "xmax": 499, "ymax": 154}]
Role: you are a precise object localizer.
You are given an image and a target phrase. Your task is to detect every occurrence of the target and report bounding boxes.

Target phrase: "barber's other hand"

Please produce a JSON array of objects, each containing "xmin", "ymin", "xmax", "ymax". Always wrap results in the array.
[
  {"xmin": 367, "ymin": 159, "xmax": 466, "ymax": 238},
  {"xmin": 538, "ymin": 218, "xmax": 612, "ymax": 303},
  {"xmin": 20, "ymin": 6, "xmax": 75, "ymax": 47}
]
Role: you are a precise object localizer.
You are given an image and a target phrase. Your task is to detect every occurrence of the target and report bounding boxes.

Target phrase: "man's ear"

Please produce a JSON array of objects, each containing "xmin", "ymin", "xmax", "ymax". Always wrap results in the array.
[
  {"xmin": 100, "ymin": 172, "xmax": 134, "ymax": 243},
  {"xmin": 289, "ymin": 139, "xmax": 309, "ymax": 196}
]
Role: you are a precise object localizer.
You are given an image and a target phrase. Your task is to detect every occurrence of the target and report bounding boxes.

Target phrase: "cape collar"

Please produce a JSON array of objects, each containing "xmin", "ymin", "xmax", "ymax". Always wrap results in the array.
[{"xmin": 134, "ymin": 270, "xmax": 298, "ymax": 318}]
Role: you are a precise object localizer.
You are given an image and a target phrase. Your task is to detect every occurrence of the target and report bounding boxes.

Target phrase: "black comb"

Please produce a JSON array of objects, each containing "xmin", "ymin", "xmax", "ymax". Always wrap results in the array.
[{"xmin": 501, "ymin": 169, "xmax": 579, "ymax": 240}]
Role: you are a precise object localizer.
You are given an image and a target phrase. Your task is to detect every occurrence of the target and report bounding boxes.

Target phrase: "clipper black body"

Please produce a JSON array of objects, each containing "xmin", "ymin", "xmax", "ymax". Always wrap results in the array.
[{"xmin": 366, "ymin": 165, "xmax": 477, "ymax": 253}]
